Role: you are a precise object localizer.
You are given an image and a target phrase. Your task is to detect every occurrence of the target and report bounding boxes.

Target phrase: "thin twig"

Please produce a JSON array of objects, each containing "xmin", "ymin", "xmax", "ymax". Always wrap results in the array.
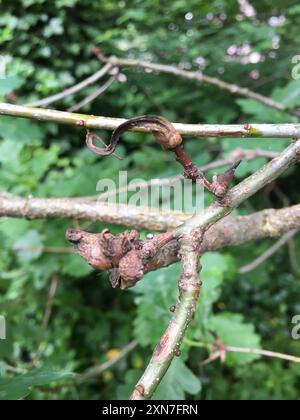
[
  {"xmin": 31, "ymin": 275, "xmax": 59, "ymax": 367},
  {"xmin": 186, "ymin": 339, "xmax": 300, "ymax": 364},
  {"xmin": 174, "ymin": 140, "xmax": 300, "ymax": 237},
  {"xmin": 67, "ymin": 76, "xmax": 116, "ymax": 112},
  {"xmin": 287, "ymin": 238, "xmax": 300, "ymax": 276},
  {"xmin": 94, "ymin": 50, "xmax": 300, "ymax": 118},
  {"xmin": 2, "ymin": 103, "xmax": 300, "ymax": 138},
  {"xmin": 0, "ymin": 193, "xmax": 188, "ymax": 231},
  {"xmin": 271, "ymin": 186, "xmax": 300, "ymax": 276},
  {"xmin": 225, "ymin": 346, "xmax": 300, "ymax": 363},
  {"xmin": 78, "ymin": 340, "xmax": 138, "ymax": 384},
  {"xmin": 95, "ymin": 148, "xmax": 279, "ymax": 201},
  {"xmin": 238, "ymin": 229, "xmax": 299, "ymax": 274},
  {"xmin": 26, "ymin": 63, "xmax": 112, "ymax": 108},
  {"xmin": 42, "ymin": 274, "xmax": 59, "ymax": 328}
]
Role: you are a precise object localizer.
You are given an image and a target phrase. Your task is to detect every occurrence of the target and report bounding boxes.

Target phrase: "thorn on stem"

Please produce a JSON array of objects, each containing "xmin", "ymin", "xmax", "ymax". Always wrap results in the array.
[
  {"xmin": 174, "ymin": 349, "xmax": 181, "ymax": 357},
  {"xmin": 211, "ymin": 159, "xmax": 242, "ymax": 199}
]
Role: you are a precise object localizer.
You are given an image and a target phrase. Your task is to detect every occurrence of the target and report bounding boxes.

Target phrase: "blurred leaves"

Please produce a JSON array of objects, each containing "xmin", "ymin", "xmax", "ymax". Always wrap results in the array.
[
  {"xmin": 208, "ymin": 313, "xmax": 261, "ymax": 365},
  {"xmin": 0, "ymin": 369, "xmax": 74, "ymax": 400},
  {"xmin": 153, "ymin": 358, "xmax": 201, "ymax": 400},
  {"xmin": 13, "ymin": 229, "xmax": 44, "ymax": 264},
  {"xmin": 0, "ymin": 75, "xmax": 24, "ymax": 96}
]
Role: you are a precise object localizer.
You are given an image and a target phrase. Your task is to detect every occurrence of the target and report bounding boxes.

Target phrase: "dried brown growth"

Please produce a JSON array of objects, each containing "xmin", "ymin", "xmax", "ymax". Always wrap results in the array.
[
  {"xmin": 66, "ymin": 229, "xmax": 113, "ymax": 270},
  {"xmin": 66, "ymin": 228, "xmax": 175, "ymax": 289},
  {"xmin": 85, "ymin": 115, "xmax": 182, "ymax": 157},
  {"xmin": 174, "ymin": 145, "xmax": 241, "ymax": 199},
  {"xmin": 211, "ymin": 160, "xmax": 242, "ymax": 198}
]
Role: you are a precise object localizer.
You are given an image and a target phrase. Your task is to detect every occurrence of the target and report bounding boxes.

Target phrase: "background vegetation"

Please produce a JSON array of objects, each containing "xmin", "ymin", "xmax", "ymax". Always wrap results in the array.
[{"xmin": 0, "ymin": 0, "xmax": 300, "ymax": 400}]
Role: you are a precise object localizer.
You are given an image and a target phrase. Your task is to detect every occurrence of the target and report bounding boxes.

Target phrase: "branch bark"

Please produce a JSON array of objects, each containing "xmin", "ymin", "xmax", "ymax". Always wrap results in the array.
[
  {"xmin": 225, "ymin": 346, "xmax": 300, "ymax": 364},
  {"xmin": 0, "ymin": 193, "xmax": 186, "ymax": 230},
  {"xmin": 1, "ymin": 102, "xmax": 300, "ymax": 138},
  {"xmin": 1, "ymin": 193, "xmax": 300, "ymax": 265},
  {"xmin": 147, "ymin": 204, "xmax": 300, "ymax": 274},
  {"xmin": 131, "ymin": 229, "xmax": 203, "ymax": 400}
]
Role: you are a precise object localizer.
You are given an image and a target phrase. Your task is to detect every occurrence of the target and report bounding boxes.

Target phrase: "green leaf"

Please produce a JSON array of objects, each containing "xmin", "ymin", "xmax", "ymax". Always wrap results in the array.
[
  {"xmin": 153, "ymin": 358, "xmax": 201, "ymax": 400},
  {"xmin": 132, "ymin": 264, "xmax": 180, "ymax": 347},
  {"xmin": 0, "ymin": 116, "xmax": 43, "ymax": 143},
  {"xmin": 221, "ymin": 137, "xmax": 290, "ymax": 177},
  {"xmin": 13, "ymin": 229, "xmax": 44, "ymax": 263},
  {"xmin": 192, "ymin": 253, "xmax": 228, "ymax": 336},
  {"xmin": 208, "ymin": 313, "xmax": 261, "ymax": 366},
  {"xmin": 0, "ymin": 75, "xmax": 24, "ymax": 96},
  {"xmin": 61, "ymin": 253, "xmax": 93, "ymax": 278},
  {"xmin": 236, "ymin": 98, "xmax": 294, "ymax": 123},
  {"xmin": 116, "ymin": 359, "xmax": 201, "ymax": 401},
  {"xmin": 0, "ymin": 369, "xmax": 75, "ymax": 400},
  {"xmin": 116, "ymin": 370, "xmax": 142, "ymax": 400},
  {"xmin": 273, "ymin": 80, "xmax": 300, "ymax": 108},
  {"xmin": 0, "ymin": 219, "xmax": 30, "ymax": 247}
]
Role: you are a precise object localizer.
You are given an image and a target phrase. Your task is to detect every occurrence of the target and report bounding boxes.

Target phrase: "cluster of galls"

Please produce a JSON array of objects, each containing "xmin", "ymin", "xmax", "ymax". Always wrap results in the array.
[
  {"xmin": 66, "ymin": 228, "xmax": 144, "ymax": 289},
  {"xmin": 66, "ymin": 228, "xmax": 173, "ymax": 289}
]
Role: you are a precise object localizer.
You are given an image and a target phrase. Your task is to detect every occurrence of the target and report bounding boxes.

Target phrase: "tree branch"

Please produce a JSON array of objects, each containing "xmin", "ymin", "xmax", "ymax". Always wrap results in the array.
[
  {"xmin": 225, "ymin": 346, "xmax": 300, "ymax": 364},
  {"xmin": 186, "ymin": 338, "xmax": 300, "ymax": 364},
  {"xmin": 42, "ymin": 274, "xmax": 59, "ymax": 328},
  {"xmin": 26, "ymin": 63, "xmax": 113, "ymax": 108},
  {"xmin": 67, "ymin": 75, "xmax": 116, "ymax": 112},
  {"xmin": 1, "ymin": 193, "xmax": 300, "ymax": 264},
  {"xmin": 78, "ymin": 340, "xmax": 138, "ymax": 384},
  {"xmin": 95, "ymin": 148, "xmax": 279, "ymax": 202},
  {"xmin": 238, "ymin": 229, "xmax": 298, "ymax": 274},
  {"xmin": 131, "ymin": 229, "xmax": 203, "ymax": 400},
  {"xmin": 147, "ymin": 204, "xmax": 300, "ymax": 274},
  {"xmin": 0, "ymin": 193, "xmax": 186, "ymax": 231},
  {"xmin": 1, "ymin": 102, "xmax": 300, "ymax": 138},
  {"xmin": 0, "ymin": 97, "xmax": 299, "ymax": 399},
  {"xmin": 94, "ymin": 50, "xmax": 300, "ymax": 118},
  {"xmin": 174, "ymin": 140, "xmax": 300, "ymax": 237}
]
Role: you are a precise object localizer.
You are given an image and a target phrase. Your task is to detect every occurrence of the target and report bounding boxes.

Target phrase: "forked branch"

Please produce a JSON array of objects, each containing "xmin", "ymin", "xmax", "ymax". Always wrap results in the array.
[{"xmin": 129, "ymin": 138, "xmax": 300, "ymax": 399}]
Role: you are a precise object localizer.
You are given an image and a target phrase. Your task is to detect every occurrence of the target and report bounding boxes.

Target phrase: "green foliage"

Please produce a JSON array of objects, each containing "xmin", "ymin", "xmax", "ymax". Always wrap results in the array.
[
  {"xmin": 208, "ymin": 313, "xmax": 261, "ymax": 365},
  {"xmin": 132, "ymin": 264, "xmax": 180, "ymax": 347},
  {"xmin": 0, "ymin": 370, "xmax": 74, "ymax": 400},
  {"xmin": 0, "ymin": 76, "xmax": 24, "ymax": 96},
  {"xmin": 152, "ymin": 358, "xmax": 201, "ymax": 400},
  {"xmin": 0, "ymin": 0, "xmax": 300, "ymax": 400}
]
